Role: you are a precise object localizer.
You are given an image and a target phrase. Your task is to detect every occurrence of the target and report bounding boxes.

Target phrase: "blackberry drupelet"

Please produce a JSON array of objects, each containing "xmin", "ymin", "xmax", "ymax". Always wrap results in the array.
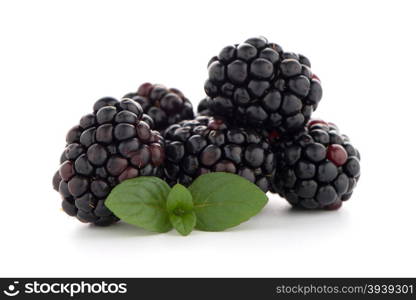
[
  {"xmin": 203, "ymin": 36, "xmax": 322, "ymax": 133},
  {"xmin": 53, "ymin": 97, "xmax": 165, "ymax": 226},
  {"xmin": 271, "ymin": 120, "xmax": 360, "ymax": 210},
  {"xmin": 163, "ymin": 116, "xmax": 275, "ymax": 192},
  {"xmin": 123, "ymin": 83, "xmax": 194, "ymax": 131},
  {"xmin": 197, "ymin": 97, "xmax": 212, "ymax": 116}
]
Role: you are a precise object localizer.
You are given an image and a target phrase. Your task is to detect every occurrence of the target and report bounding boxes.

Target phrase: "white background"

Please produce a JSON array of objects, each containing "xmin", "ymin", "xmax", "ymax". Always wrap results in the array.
[{"xmin": 1, "ymin": 0, "xmax": 415, "ymax": 277}]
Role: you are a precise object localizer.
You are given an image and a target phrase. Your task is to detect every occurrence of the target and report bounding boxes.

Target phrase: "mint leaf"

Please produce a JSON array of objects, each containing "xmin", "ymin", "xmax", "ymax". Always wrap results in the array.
[
  {"xmin": 188, "ymin": 172, "xmax": 268, "ymax": 231},
  {"xmin": 166, "ymin": 184, "xmax": 196, "ymax": 236},
  {"xmin": 105, "ymin": 176, "xmax": 172, "ymax": 233},
  {"xmin": 169, "ymin": 213, "xmax": 196, "ymax": 236},
  {"xmin": 166, "ymin": 184, "xmax": 194, "ymax": 213}
]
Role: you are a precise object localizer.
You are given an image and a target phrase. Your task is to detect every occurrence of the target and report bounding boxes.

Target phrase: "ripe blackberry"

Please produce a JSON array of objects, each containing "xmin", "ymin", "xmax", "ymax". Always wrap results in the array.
[
  {"xmin": 271, "ymin": 120, "xmax": 360, "ymax": 210},
  {"xmin": 52, "ymin": 97, "xmax": 165, "ymax": 226},
  {"xmin": 123, "ymin": 83, "xmax": 194, "ymax": 131},
  {"xmin": 163, "ymin": 116, "xmax": 275, "ymax": 192},
  {"xmin": 203, "ymin": 36, "xmax": 322, "ymax": 133}
]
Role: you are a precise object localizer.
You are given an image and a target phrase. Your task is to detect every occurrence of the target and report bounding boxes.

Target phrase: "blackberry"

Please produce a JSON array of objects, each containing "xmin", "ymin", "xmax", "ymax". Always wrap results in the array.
[
  {"xmin": 53, "ymin": 97, "xmax": 165, "ymax": 226},
  {"xmin": 271, "ymin": 120, "xmax": 361, "ymax": 210},
  {"xmin": 123, "ymin": 83, "xmax": 194, "ymax": 131},
  {"xmin": 202, "ymin": 36, "xmax": 322, "ymax": 133},
  {"xmin": 163, "ymin": 116, "xmax": 275, "ymax": 192}
]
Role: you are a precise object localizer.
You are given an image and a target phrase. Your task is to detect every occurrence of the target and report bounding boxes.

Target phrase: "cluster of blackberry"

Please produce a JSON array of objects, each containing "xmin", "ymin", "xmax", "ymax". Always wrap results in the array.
[
  {"xmin": 196, "ymin": 36, "xmax": 360, "ymax": 210},
  {"xmin": 198, "ymin": 36, "xmax": 322, "ymax": 134},
  {"xmin": 123, "ymin": 83, "xmax": 194, "ymax": 131},
  {"xmin": 53, "ymin": 97, "xmax": 165, "ymax": 225},
  {"xmin": 163, "ymin": 116, "xmax": 275, "ymax": 192},
  {"xmin": 270, "ymin": 120, "xmax": 360, "ymax": 210},
  {"xmin": 53, "ymin": 36, "xmax": 361, "ymax": 225}
]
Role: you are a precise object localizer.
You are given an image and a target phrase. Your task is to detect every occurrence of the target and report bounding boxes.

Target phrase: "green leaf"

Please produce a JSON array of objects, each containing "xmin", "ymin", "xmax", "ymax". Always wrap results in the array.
[
  {"xmin": 188, "ymin": 172, "xmax": 268, "ymax": 231},
  {"xmin": 169, "ymin": 213, "xmax": 196, "ymax": 236},
  {"xmin": 166, "ymin": 184, "xmax": 194, "ymax": 213},
  {"xmin": 105, "ymin": 176, "xmax": 172, "ymax": 233},
  {"xmin": 166, "ymin": 184, "xmax": 196, "ymax": 236}
]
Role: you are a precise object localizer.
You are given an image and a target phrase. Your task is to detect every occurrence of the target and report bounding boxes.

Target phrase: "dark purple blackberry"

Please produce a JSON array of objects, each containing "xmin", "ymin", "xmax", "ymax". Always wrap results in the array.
[
  {"xmin": 123, "ymin": 83, "xmax": 194, "ymax": 131},
  {"xmin": 270, "ymin": 120, "xmax": 360, "ymax": 210},
  {"xmin": 53, "ymin": 97, "xmax": 165, "ymax": 226},
  {"xmin": 163, "ymin": 116, "xmax": 275, "ymax": 192},
  {"xmin": 202, "ymin": 36, "xmax": 322, "ymax": 133}
]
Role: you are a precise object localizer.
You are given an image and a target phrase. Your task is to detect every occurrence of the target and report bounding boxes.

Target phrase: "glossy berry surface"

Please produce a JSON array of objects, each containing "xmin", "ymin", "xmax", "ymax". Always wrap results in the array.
[
  {"xmin": 200, "ymin": 36, "xmax": 322, "ymax": 133},
  {"xmin": 53, "ymin": 97, "xmax": 165, "ymax": 226},
  {"xmin": 270, "ymin": 120, "xmax": 360, "ymax": 210},
  {"xmin": 123, "ymin": 83, "xmax": 194, "ymax": 131},
  {"xmin": 197, "ymin": 97, "xmax": 212, "ymax": 117},
  {"xmin": 163, "ymin": 116, "xmax": 275, "ymax": 192}
]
